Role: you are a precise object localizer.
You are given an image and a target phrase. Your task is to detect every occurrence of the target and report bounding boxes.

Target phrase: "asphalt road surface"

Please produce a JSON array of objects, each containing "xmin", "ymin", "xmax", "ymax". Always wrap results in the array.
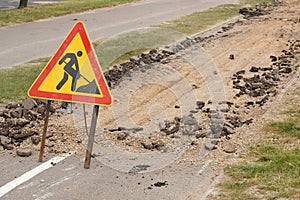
[
  {"xmin": 0, "ymin": 0, "xmax": 63, "ymax": 10},
  {"xmin": 0, "ymin": 0, "xmax": 237, "ymax": 69}
]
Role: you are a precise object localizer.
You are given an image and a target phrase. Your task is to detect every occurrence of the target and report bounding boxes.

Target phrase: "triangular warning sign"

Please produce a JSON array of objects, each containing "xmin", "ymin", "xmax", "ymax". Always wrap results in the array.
[{"xmin": 28, "ymin": 21, "xmax": 112, "ymax": 106}]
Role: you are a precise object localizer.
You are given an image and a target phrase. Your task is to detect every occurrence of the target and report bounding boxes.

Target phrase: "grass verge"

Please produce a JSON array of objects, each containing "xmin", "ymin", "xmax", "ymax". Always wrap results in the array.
[
  {"xmin": 156, "ymin": 0, "xmax": 274, "ymax": 35},
  {"xmin": 221, "ymin": 146, "xmax": 300, "ymax": 199},
  {"xmin": 0, "ymin": 58, "xmax": 47, "ymax": 104},
  {"xmin": 158, "ymin": 4, "xmax": 241, "ymax": 35},
  {"xmin": 0, "ymin": 0, "xmax": 137, "ymax": 27},
  {"xmin": 0, "ymin": 0, "xmax": 275, "ymax": 103},
  {"xmin": 212, "ymin": 94, "xmax": 300, "ymax": 199}
]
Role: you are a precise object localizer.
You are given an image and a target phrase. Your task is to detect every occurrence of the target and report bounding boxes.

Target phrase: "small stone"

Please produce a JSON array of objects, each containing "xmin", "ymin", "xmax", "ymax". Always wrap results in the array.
[
  {"xmin": 222, "ymin": 142, "xmax": 237, "ymax": 153},
  {"xmin": 164, "ymin": 122, "xmax": 179, "ymax": 135},
  {"xmin": 220, "ymin": 108, "xmax": 229, "ymax": 113},
  {"xmin": 270, "ymin": 55, "xmax": 277, "ymax": 62},
  {"xmin": 182, "ymin": 115, "xmax": 198, "ymax": 135},
  {"xmin": 249, "ymin": 66, "xmax": 259, "ymax": 72},
  {"xmin": 224, "ymin": 121, "xmax": 235, "ymax": 129},
  {"xmin": 40, "ymin": 179, "xmax": 45, "ymax": 183},
  {"xmin": 130, "ymin": 56, "xmax": 140, "ymax": 63},
  {"xmin": 246, "ymin": 101, "xmax": 254, "ymax": 106},
  {"xmin": 236, "ymin": 70, "xmax": 245, "ymax": 75},
  {"xmin": 31, "ymin": 136, "xmax": 41, "ymax": 145},
  {"xmin": 3, "ymin": 144, "xmax": 14, "ymax": 150},
  {"xmin": 190, "ymin": 110, "xmax": 198, "ymax": 114},
  {"xmin": 36, "ymin": 105, "xmax": 46, "ymax": 114},
  {"xmin": 279, "ymin": 67, "xmax": 292, "ymax": 74},
  {"xmin": 16, "ymin": 118, "xmax": 30, "ymax": 127},
  {"xmin": 211, "ymin": 139, "xmax": 219, "ymax": 145},
  {"xmin": 153, "ymin": 181, "xmax": 168, "ymax": 187},
  {"xmin": 22, "ymin": 98, "xmax": 37, "ymax": 110},
  {"xmin": 16, "ymin": 148, "xmax": 32, "ymax": 157},
  {"xmin": 117, "ymin": 132, "xmax": 129, "ymax": 140},
  {"xmin": 229, "ymin": 54, "xmax": 234, "ymax": 60},
  {"xmin": 0, "ymin": 135, "xmax": 13, "ymax": 150},
  {"xmin": 13, "ymin": 131, "xmax": 36, "ymax": 139},
  {"xmin": 0, "ymin": 135, "xmax": 10, "ymax": 145},
  {"xmin": 205, "ymin": 143, "xmax": 217, "ymax": 151},
  {"xmin": 159, "ymin": 121, "xmax": 167, "ymax": 131},
  {"xmin": 195, "ymin": 132, "xmax": 206, "ymax": 139},
  {"xmin": 10, "ymin": 110, "xmax": 22, "ymax": 118},
  {"xmin": 196, "ymin": 101, "xmax": 205, "ymax": 109},
  {"xmin": 182, "ymin": 115, "xmax": 197, "ymax": 126},
  {"xmin": 141, "ymin": 142, "xmax": 153, "ymax": 150}
]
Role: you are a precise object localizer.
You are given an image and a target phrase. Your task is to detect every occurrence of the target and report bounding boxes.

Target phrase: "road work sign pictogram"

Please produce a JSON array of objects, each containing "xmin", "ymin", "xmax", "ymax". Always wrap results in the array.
[{"xmin": 28, "ymin": 21, "xmax": 112, "ymax": 106}]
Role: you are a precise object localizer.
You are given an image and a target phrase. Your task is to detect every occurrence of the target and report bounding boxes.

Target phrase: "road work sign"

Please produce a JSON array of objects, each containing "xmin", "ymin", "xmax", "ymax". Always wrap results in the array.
[{"xmin": 28, "ymin": 21, "xmax": 112, "ymax": 106}]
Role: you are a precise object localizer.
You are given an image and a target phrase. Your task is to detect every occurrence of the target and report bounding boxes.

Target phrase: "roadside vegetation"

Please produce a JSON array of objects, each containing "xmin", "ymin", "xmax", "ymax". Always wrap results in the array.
[
  {"xmin": 0, "ymin": 0, "xmax": 274, "ymax": 103},
  {"xmin": 212, "ymin": 94, "xmax": 300, "ymax": 199},
  {"xmin": 0, "ymin": 0, "xmax": 137, "ymax": 27},
  {"xmin": 0, "ymin": 59, "xmax": 46, "ymax": 104},
  {"xmin": 157, "ymin": 4, "xmax": 241, "ymax": 35},
  {"xmin": 157, "ymin": 0, "xmax": 273, "ymax": 35}
]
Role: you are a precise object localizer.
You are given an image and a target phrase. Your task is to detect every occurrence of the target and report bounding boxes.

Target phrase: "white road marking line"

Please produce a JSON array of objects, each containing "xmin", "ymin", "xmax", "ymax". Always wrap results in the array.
[{"xmin": 0, "ymin": 153, "xmax": 73, "ymax": 198}]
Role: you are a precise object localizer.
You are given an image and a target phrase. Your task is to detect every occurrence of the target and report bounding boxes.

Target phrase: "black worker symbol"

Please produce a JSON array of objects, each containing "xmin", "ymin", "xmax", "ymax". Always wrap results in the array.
[{"xmin": 56, "ymin": 50, "xmax": 100, "ymax": 94}]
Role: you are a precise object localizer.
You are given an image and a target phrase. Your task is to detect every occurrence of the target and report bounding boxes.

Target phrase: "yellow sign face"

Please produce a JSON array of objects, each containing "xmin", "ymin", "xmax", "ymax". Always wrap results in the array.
[
  {"xmin": 28, "ymin": 22, "xmax": 112, "ymax": 106},
  {"xmin": 38, "ymin": 33, "xmax": 103, "ymax": 97}
]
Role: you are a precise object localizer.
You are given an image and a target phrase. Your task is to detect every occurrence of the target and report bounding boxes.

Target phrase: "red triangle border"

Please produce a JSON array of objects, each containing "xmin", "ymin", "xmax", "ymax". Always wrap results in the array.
[{"xmin": 28, "ymin": 22, "xmax": 112, "ymax": 106}]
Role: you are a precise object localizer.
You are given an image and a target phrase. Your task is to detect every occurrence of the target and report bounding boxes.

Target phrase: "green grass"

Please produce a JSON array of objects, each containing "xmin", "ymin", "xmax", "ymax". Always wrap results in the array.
[
  {"xmin": 0, "ymin": 58, "xmax": 48, "ymax": 104},
  {"xmin": 222, "ymin": 146, "xmax": 300, "ymax": 199},
  {"xmin": 0, "ymin": 0, "xmax": 137, "ymax": 27},
  {"xmin": 158, "ymin": 4, "xmax": 241, "ymax": 35},
  {"xmin": 270, "ymin": 120, "xmax": 300, "ymax": 138},
  {"xmin": 156, "ymin": 0, "xmax": 274, "ymax": 35},
  {"xmin": 267, "ymin": 107, "xmax": 300, "ymax": 139}
]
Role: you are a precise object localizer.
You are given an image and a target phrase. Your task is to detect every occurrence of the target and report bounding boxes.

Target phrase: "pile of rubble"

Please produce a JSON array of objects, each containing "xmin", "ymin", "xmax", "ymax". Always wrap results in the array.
[
  {"xmin": 233, "ymin": 39, "xmax": 299, "ymax": 104},
  {"xmin": 104, "ymin": 48, "xmax": 176, "ymax": 88},
  {"xmin": 239, "ymin": 1, "xmax": 283, "ymax": 19},
  {"xmin": 0, "ymin": 98, "xmax": 59, "ymax": 153}
]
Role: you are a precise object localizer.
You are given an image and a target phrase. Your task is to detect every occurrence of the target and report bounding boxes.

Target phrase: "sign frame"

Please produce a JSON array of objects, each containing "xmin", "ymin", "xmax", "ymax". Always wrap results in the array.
[{"xmin": 28, "ymin": 21, "xmax": 112, "ymax": 106}]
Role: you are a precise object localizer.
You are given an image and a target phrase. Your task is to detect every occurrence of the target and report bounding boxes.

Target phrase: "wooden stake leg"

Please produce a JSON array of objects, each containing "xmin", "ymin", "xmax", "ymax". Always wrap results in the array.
[
  {"xmin": 84, "ymin": 105, "xmax": 99, "ymax": 169},
  {"xmin": 39, "ymin": 100, "xmax": 51, "ymax": 162}
]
